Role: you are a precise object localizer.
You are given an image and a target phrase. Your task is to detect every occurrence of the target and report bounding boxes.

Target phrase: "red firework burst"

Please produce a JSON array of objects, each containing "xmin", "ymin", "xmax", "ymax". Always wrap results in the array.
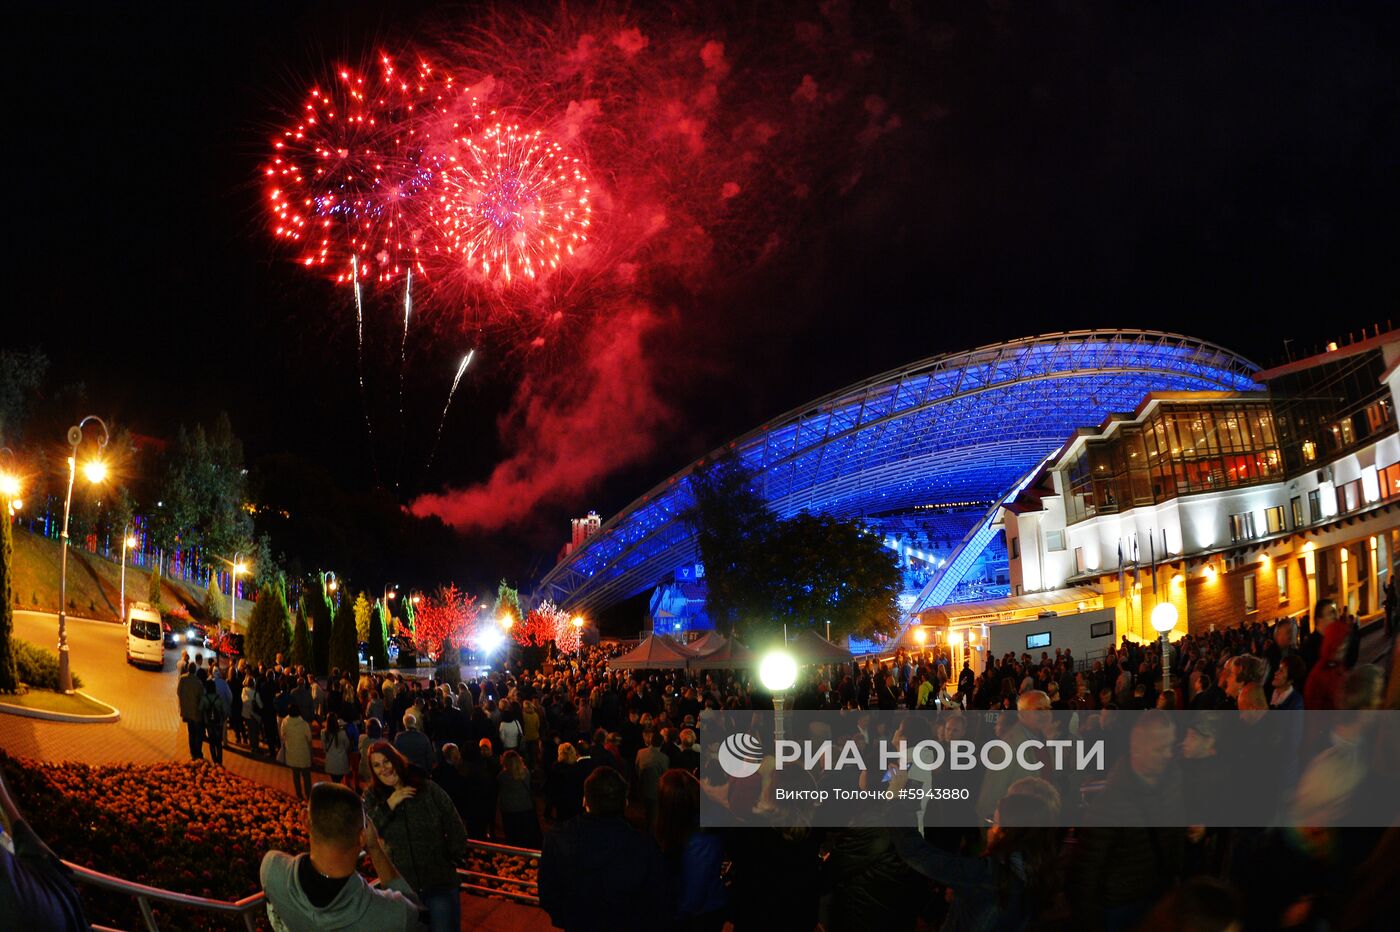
[
  {"xmin": 264, "ymin": 52, "xmax": 465, "ymax": 285},
  {"xmin": 433, "ymin": 122, "xmax": 592, "ymax": 286}
]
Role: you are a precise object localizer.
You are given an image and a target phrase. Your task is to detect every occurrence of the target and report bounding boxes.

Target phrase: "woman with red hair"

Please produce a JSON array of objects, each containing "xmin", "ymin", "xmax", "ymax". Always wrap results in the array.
[{"xmin": 364, "ymin": 740, "xmax": 469, "ymax": 932}]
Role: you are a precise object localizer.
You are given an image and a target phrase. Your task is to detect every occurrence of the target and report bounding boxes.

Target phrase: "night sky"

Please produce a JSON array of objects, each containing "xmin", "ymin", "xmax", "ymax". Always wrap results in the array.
[{"xmin": 12, "ymin": 1, "xmax": 1399, "ymax": 592}]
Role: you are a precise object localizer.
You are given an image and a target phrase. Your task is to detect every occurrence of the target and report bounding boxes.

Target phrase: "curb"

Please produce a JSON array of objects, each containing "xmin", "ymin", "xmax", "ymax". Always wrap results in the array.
[{"xmin": 0, "ymin": 691, "xmax": 121, "ymax": 724}]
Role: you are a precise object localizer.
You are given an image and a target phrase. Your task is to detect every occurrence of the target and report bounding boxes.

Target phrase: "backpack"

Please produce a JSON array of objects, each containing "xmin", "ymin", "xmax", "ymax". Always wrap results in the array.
[{"xmin": 201, "ymin": 692, "xmax": 226, "ymax": 726}]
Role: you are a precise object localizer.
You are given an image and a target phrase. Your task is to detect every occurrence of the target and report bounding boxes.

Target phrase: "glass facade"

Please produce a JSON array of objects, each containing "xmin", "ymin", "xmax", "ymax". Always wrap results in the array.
[
  {"xmin": 1268, "ymin": 348, "xmax": 1395, "ymax": 475},
  {"xmin": 1062, "ymin": 401, "xmax": 1281, "ymax": 524}
]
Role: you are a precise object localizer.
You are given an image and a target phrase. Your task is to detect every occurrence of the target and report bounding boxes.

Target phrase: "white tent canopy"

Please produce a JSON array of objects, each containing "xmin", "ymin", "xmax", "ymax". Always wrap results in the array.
[{"xmin": 608, "ymin": 633, "xmax": 694, "ymax": 670}]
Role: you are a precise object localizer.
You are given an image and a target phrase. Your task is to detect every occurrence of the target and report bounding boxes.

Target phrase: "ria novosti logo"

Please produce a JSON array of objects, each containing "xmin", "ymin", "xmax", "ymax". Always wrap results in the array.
[{"xmin": 717, "ymin": 733, "xmax": 764, "ymax": 778}]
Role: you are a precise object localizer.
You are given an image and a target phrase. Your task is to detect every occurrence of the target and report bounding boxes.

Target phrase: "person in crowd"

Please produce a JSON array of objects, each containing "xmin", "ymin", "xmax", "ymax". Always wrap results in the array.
[
  {"xmin": 199, "ymin": 677, "xmax": 226, "ymax": 766},
  {"xmin": 1270, "ymin": 655, "xmax": 1307, "ymax": 710},
  {"xmin": 498, "ymin": 750, "xmax": 543, "ymax": 848},
  {"xmin": 261, "ymin": 781, "xmax": 422, "ymax": 931},
  {"xmin": 394, "ymin": 712, "xmax": 437, "ymax": 773},
  {"xmin": 176, "ymin": 662, "xmax": 205, "ymax": 761},
  {"xmin": 431, "ymin": 743, "xmax": 472, "ymax": 824},
  {"xmin": 671, "ymin": 728, "xmax": 701, "ymax": 776},
  {"xmin": 1304, "ymin": 618, "xmax": 1351, "ymax": 711},
  {"xmin": 281, "ymin": 703, "xmax": 315, "ymax": 801},
  {"xmin": 539, "ymin": 767, "xmax": 668, "ymax": 931},
  {"xmin": 891, "ymin": 786, "xmax": 1057, "ymax": 931},
  {"xmin": 461, "ymin": 738, "xmax": 501, "ymax": 840},
  {"xmin": 358, "ymin": 718, "xmax": 383, "ymax": 787},
  {"xmin": 258, "ymin": 670, "xmax": 280, "ymax": 756},
  {"xmin": 322, "ymin": 712, "xmax": 352, "ymax": 787},
  {"xmin": 634, "ymin": 730, "xmax": 670, "ymax": 829},
  {"xmin": 545, "ymin": 742, "xmax": 584, "ymax": 824},
  {"xmin": 365, "ymin": 741, "xmax": 469, "ymax": 932},
  {"xmin": 241, "ymin": 668, "xmax": 260, "ymax": 753},
  {"xmin": 655, "ymin": 769, "xmax": 727, "ymax": 931},
  {"xmin": 1071, "ymin": 711, "xmax": 1185, "ymax": 931}
]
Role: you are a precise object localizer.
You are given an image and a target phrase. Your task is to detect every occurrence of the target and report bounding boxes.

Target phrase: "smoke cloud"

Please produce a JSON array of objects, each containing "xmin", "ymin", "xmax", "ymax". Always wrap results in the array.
[{"xmin": 411, "ymin": 307, "xmax": 670, "ymax": 532}]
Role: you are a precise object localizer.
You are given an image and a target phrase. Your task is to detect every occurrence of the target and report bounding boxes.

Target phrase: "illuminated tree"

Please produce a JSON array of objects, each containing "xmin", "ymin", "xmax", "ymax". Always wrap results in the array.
[
  {"xmin": 368, "ymin": 602, "xmax": 390, "ymax": 669},
  {"xmin": 496, "ymin": 579, "xmax": 522, "ymax": 627},
  {"xmin": 414, "ymin": 584, "xmax": 481, "ymax": 661},
  {"xmin": 0, "ymin": 506, "xmax": 16, "ymax": 692},
  {"xmin": 353, "ymin": 592, "xmax": 372, "ymax": 642}
]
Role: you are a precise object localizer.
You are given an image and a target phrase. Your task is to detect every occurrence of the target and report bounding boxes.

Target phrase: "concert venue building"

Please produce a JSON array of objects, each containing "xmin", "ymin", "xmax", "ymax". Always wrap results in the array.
[{"xmin": 540, "ymin": 330, "xmax": 1288, "ymax": 649}]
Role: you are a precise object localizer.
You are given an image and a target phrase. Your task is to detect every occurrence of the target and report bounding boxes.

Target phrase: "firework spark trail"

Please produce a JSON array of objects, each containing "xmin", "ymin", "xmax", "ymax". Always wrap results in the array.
[
  {"xmin": 425, "ymin": 349, "xmax": 476, "ymax": 475},
  {"xmin": 395, "ymin": 268, "xmax": 413, "ymax": 491},
  {"xmin": 352, "ymin": 255, "xmax": 381, "ymax": 482}
]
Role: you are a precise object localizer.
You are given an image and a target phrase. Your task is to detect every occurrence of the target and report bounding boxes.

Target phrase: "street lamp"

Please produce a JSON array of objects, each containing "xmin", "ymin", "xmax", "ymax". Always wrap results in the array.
[
  {"xmin": 59, "ymin": 416, "xmax": 110, "ymax": 694},
  {"xmin": 213, "ymin": 552, "xmax": 248, "ymax": 627},
  {"xmin": 1150, "ymin": 601, "xmax": 1178, "ymax": 694},
  {"xmin": 759, "ymin": 649, "xmax": 798, "ymax": 741},
  {"xmin": 0, "ymin": 448, "xmax": 22, "ymax": 518},
  {"xmin": 914, "ymin": 626, "xmax": 928, "ymax": 658},
  {"xmin": 118, "ymin": 528, "xmax": 138, "ymax": 620}
]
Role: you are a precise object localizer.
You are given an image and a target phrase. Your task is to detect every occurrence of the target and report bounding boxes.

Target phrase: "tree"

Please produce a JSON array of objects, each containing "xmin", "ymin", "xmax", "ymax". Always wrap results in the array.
[
  {"xmin": 0, "ymin": 506, "xmax": 18, "ymax": 692},
  {"xmin": 289, "ymin": 604, "xmax": 311, "ymax": 668},
  {"xmin": 307, "ymin": 573, "xmax": 334, "ymax": 675},
  {"xmin": 368, "ymin": 602, "xmax": 390, "ymax": 670},
  {"xmin": 749, "ymin": 512, "xmax": 901, "ymax": 642},
  {"xmin": 414, "ymin": 584, "xmax": 480, "ymax": 661},
  {"xmin": 682, "ymin": 453, "xmax": 779, "ymax": 636},
  {"xmin": 251, "ymin": 533, "xmax": 280, "ymax": 594},
  {"xmin": 330, "ymin": 590, "xmax": 359, "ymax": 675},
  {"xmin": 353, "ymin": 592, "xmax": 372, "ymax": 642},
  {"xmin": 203, "ymin": 573, "xmax": 227, "ymax": 625},
  {"xmin": 147, "ymin": 562, "xmax": 163, "ymax": 607},
  {"xmin": 496, "ymin": 579, "xmax": 522, "ymax": 627},
  {"xmin": 399, "ymin": 592, "xmax": 416, "ymax": 635},
  {"xmin": 149, "ymin": 414, "xmax": 253, "ymax": 556},
  {"xmin": 246, "ymin": 580, "xmax": 292, "ymax": 665}
]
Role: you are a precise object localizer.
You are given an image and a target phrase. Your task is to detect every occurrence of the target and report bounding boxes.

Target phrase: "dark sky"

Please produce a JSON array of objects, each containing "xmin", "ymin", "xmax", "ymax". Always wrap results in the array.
[{"xmin": 11, "ymin": 1, "xmax": 1399, "ymax": 589}]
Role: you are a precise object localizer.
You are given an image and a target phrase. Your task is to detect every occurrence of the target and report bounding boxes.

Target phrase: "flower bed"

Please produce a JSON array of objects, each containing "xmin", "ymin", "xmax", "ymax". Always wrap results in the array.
[
  {"xmin": 0, "ymin": 753, "xmax": 304, "ymax": 930},
  {"xmin": 0, "ymin": 752, "xmax": 544, "ymax": 927}
]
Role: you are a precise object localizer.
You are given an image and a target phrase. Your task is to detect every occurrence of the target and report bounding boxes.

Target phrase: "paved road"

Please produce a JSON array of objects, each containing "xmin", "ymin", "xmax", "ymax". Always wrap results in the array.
[{"xmin": 1, "ymin": 610, "xmax": 292, "ymax": 789}]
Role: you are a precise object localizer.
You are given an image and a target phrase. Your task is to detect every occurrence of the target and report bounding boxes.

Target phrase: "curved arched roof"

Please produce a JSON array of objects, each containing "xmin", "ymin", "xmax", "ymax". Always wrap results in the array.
[{"xmin": 538, "ymin": 330, "xmax": 1261, "ymax": 615}]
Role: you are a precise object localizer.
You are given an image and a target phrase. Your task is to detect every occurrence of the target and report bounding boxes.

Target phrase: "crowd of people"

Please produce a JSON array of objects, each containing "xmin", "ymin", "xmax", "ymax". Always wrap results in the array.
[{"xmin": 154, "ymin": 596, "xmax": 1400, "ymax": 931}]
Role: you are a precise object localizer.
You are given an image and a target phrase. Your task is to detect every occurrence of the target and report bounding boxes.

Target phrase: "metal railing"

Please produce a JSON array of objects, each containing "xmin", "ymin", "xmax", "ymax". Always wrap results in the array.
[
  {"xmin": 458, "ymin": 838, "xmax": 541, "ymax": 904},
  {"xmin": 1, "ymin": 765, "xmax": 542, "ymax": 930}
]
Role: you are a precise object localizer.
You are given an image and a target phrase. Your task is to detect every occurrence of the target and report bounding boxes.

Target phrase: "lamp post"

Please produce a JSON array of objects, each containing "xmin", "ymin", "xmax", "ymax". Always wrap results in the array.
[
  {"xmin": 1150, "ymin": 601, "xmax": 1178, "ymax": 694},
  {"xmin": 118, "ymin": 527, "xmax": 138, "ymax": 620},
  {"xmin": 759, "ymin": 649, "xmax": 798, "ymax": 742},
  {"xmin": 571, "ymin": 615, "xmax": 585, "ymax": 655},
  {"xmin": 213, "ymin": 552, "xmax": 248, "ymax": 627},
  {"xmin": 59, "ymin": 416, "xmax": 110, "ymax": 694},
  {"xmin": 913, "ymin": 626, "xmax": 928, "ymax": 660}
]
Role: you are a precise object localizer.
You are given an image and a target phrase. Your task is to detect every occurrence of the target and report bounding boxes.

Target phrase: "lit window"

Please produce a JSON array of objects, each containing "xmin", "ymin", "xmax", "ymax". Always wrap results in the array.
[
  {"xmin": 1277, "ymin": 565, "xmax": 1289, "ymax": 602},
  {"xmin": 1244, "ymin": 574, "xmax": 1257, "ymax": 612}
]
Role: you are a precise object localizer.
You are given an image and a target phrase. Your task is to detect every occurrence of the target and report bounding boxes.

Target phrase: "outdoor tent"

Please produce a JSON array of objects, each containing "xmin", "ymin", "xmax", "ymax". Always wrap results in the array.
[
  {"xmin": 686, "ymin": 631, "xmax": 728, "ymax": 655},
  {"xmin": 686, "ymin": 638, "xmax": 757, "ymax": 671},
  {"xmin": 786, "ymin": 629, "xmax": 853, "ymax": 665},
  {"xmin": 608, "ymin": 633, "xmax": 694, "ymax": 670}
]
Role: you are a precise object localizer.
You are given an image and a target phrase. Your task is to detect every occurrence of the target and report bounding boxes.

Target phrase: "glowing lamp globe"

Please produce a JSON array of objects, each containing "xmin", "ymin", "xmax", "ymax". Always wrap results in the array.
[
  {"xmin": 125, "ymin": 535, "xmax": 138, "ymax": 549},
  {"xmin": 1151, "ymin": 602, "xmax": 1179, "ymax": 634},
  {"xmin": 82, "ymin": 460, "xmax": 108, "ymax": 484},
  {"xmin": 759, "ymin": 650, "xmax": 798, "ymax": 692},
  {"xmin": 571, "ymin": 616, "xmax": 584, "ymax": 629},
  {"xmin": 0, "ymin": 474, "xmax": 20, "ymax": 498},
  {"xmin": 913, "ymin": 628, "xmax": 928, "ymax": 645}
]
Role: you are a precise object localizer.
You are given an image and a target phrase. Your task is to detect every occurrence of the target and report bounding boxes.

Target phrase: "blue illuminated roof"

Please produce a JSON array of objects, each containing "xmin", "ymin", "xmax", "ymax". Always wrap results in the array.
[{"xmin": 537, "ymin": 330, "xmax": 1261, "ymax": 615}]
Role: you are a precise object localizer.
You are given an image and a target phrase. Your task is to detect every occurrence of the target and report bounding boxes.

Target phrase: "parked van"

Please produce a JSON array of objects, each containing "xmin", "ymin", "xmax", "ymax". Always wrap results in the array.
[{"xmin": 126, "ymin": 601, "xmax": 165, "ymax": 668}]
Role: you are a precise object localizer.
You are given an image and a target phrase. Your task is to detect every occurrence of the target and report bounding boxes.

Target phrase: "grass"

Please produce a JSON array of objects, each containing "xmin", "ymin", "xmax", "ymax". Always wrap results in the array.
[
  {"xmin": 8, "ymin": 527, "xmax": 253, "ymax": 624},
  {"xmin": 0, "ymin": 689, "xmax": 113, "ymax": 717}
]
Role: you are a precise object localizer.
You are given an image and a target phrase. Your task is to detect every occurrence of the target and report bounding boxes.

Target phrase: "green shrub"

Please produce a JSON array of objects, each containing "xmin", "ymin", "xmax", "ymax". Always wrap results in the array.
[{"xmin": 14, "ymin": 639, "xmax": 83, "ymax": 690}]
